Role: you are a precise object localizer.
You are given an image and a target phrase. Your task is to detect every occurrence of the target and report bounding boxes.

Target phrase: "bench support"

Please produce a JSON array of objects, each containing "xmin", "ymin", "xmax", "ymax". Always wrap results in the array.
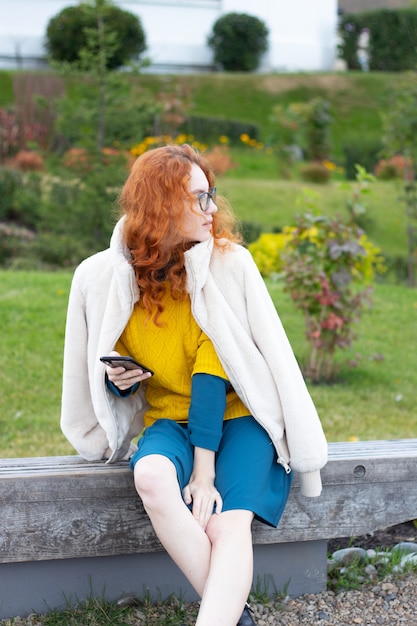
[{"xmin": 0, "ymin": 541, "xmax": 327, "ymax": 618}]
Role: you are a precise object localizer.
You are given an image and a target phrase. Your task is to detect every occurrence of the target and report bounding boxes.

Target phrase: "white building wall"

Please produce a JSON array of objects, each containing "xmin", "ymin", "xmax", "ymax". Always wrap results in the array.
[
  {"xmin": 221, "ymin": 0, "xmax": 338, "ymax": 72},
  {"xmin": 128, "ymin": 0, "xmax": 220, "ymax": 70},
  {"xmin": 0, "ymin": 0, "xmax": 71, "ymax": 67},
  {"xmin": 0, "ymin": 0, "xmax": 338, "ymax": 72}
]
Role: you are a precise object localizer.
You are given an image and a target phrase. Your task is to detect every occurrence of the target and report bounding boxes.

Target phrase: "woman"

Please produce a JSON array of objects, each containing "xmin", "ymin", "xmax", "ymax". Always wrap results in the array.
[{"xmin": 61, "ymin": 144, "xmax": 327, "ymax": 626}]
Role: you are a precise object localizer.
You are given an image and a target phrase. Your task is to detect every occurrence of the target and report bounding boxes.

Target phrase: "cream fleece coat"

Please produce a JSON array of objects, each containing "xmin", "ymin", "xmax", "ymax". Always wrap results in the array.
[{"xmin": 61, "ymin": 218, "xmax": 328, "ymax": 497}]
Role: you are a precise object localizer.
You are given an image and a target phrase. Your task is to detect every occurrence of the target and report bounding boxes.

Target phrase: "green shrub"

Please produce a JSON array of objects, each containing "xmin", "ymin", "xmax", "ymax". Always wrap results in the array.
[
  {"xmin": 339, "ymin": 9, "xmax": 417, "ymax": 72},
  {"xmin": 0, "ymin": 167, "xmax": 21, "ymax": 220},
  {"xmin": 12, "ymin": 173, "xmax": 43, "ymax": 229},
  {"xmin": 240, "ymin": 220, "xmax": 263, "ymax": 245},
  {"xmin": 0, "ymin": 224, "xmax": 26, "ymax": 265},
  {"xmin": 45, "ymin": 2, "xmax": 146, "ymax": 69},
  {"xmin": 207, "ymin": 12, "xmax": 268, "ymax": 71},
  {"xmin": 37, "ymin": 162, "xmax": 120, "ymax": 262},
  {"xmin": 0, "ymin": 156, "xmax": 135, "ymax": 268},
  {"xmin": 299, "ymin": 162, "xmax": 332, "ymax": 184},
  {"xmin": 304, "ymin": 98, "xmax": 332, "ymax": 161},
  {"xmin": 270, "ymin": 97, "xmax": 332, "ymax": 162},
  {"xmin": 338, "ymin": 14, "xmax": 363, "ymax": 70},
  {"xmin": 0, "ymin": 168, "xmax": 43, "ymax": 229},
  {"xmin": 54, "ymin": 73, "xmax": 159, "ymax": 150},
  {"xmin": 342, "ymin": 140, "xmax": 382, "ymax": 180},
  {"xmin": 281, "ymin": 214, "xmax": 382, "ymax": 382},
  {"xmin": 27, "ymin": 232, "xmax": 91, "ymax": 268},
  {"xmin": 383, "ymin": 254, "xmax": 409, "ymax": 284},
  {"xmin": 366, "ymin": 9, "xmax": 417, "ymax": 72}
]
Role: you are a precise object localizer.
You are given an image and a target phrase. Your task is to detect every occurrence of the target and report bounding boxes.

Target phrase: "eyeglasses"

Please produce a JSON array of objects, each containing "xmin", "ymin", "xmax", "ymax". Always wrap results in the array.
[{"xmin": 197, "ymin": 187, "xmax": 216, "ymax": 212}]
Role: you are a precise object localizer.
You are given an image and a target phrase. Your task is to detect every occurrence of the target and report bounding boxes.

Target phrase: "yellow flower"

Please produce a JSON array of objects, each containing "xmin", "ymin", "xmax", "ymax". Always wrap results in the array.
[
  {"xmin": 356, "ymin": 234, "xmax": 386, "ymax": 282},
  {"xmin": 323, "ymin": 160, "xmax": 337, "ymax": 171},
  {"xmin": 301, "ymin": 226, "xmax": 320, "ymax": 243},
  {"xmin": 248, "ymin": 233, "xmax": 289, "ymax": 276},
  {"xmin": 282, "ymin": 225, "xmax": 296, "ymax": 237}
]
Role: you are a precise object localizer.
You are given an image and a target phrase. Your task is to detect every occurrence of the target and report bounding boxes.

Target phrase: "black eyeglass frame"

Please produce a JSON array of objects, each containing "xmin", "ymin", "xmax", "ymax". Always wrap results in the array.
[{"xmin": 197, "ymin": 187, "xmax": 216, "ymax": 212}]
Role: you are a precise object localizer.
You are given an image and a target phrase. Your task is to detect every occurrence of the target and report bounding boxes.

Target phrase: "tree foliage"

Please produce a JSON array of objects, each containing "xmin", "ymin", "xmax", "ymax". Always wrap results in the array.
[
  {"xmin": 338, "ymin": 9, "xmax": 417, "ymax": 72},
  {"xmin": 47, "ymin": 0, "xmax": 156, "ymax": 152},
  {"xmin": 271, "ymin": 98, "xmax": 332, "ymax": 162},
  {"xmin": 45, "ymin": 0, "xmax": 146, "ymax": 69},
  {"xmin": 207, "ymin": 12, "xmax": 268, "ymax": 72},
  {"xmin": 382, "ymin": 80, "xmax": 417, "ymax": 287}
]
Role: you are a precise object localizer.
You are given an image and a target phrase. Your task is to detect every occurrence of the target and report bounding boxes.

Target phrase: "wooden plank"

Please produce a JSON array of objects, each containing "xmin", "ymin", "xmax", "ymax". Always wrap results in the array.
[
  {"xmin": 1, "ymin": 440, "xmax": 416, "ymax": 564},
  {"xmin": 325, "ymin": 439, "xmax": 417, "ymax": 460},
  {"xmin": 1, "ymin": 439, "xmax": 415, "ymax": 473},
  {"xmin": 255, "ymin": 477, "xmax": 417, "ymax": 544},
  {"xmin": 0, "ymin": 456, "xmax": 126, "ymax": 476}
]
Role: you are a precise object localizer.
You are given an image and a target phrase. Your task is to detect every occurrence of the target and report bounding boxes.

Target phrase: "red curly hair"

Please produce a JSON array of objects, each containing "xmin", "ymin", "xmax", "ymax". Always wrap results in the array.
[{"xmin": 118, "ymin": 144, "xmax": 241, "ymax": 321}]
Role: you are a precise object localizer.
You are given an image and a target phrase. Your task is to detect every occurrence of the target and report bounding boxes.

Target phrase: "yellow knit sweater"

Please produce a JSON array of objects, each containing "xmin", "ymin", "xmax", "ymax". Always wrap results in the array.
[{"xmin": 116, "ymin": 287, "xmax": 249, "ymax": 427}]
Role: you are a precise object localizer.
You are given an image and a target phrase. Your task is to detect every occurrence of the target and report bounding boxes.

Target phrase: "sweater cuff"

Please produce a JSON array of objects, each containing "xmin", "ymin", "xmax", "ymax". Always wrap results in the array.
[
  {"xmin": 299, "ymin": 470, "xmax": 323, "ymax": 497},
  {"xmin": 188, "ymin": 423, "xmax": 224, "ymax": 451},
  {"xmin": 188, "ymin": 373, "xmax": 228, "ymax": 451}
]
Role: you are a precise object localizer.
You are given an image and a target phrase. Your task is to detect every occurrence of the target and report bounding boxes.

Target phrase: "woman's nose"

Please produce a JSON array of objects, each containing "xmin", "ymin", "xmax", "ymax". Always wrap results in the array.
[{"xmin": 207, "ymin": 199, "xmax": 218, "ymax": 214}]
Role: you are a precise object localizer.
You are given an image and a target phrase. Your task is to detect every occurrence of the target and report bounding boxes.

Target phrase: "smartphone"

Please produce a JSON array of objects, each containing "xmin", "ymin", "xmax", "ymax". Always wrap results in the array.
[{"xmin": 100, "ymin": 355, "xmax": 154, "ymax": 376}]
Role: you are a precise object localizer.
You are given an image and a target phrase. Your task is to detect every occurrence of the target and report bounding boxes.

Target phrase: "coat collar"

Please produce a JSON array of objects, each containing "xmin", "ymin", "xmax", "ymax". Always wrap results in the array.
[
  {"xmin": 184, "ymin": 237, "xmax": 214, "ymax": 293},
  {"xmin": 109, "ymin": 217, "xmax": 139, "ymax": 307}
]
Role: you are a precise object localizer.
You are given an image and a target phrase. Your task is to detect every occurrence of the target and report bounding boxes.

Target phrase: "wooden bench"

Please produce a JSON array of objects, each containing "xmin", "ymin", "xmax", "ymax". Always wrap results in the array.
[{"xmin": 1, "ymin": 439, "xmax": 416, "ymax": 619}]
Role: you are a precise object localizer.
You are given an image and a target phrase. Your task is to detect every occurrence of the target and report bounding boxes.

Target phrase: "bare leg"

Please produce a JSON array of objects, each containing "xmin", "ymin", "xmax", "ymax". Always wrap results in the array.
[
  {"xmin": 134, "ymin": 455, "xmax": 254, "ymax": 626},
  {"xmin": 196, "ymin": 510, "xmax": 254, "ymax": 626},
  {"xmin": 134, "ymin": 454, "xmax": 211, "ymax": 595}
]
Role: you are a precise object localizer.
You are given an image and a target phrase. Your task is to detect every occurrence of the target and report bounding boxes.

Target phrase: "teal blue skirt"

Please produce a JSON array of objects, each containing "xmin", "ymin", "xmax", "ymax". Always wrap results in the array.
[{"xmin": 130, "ymin": 416, "xmax": 293, "ymax": 528}]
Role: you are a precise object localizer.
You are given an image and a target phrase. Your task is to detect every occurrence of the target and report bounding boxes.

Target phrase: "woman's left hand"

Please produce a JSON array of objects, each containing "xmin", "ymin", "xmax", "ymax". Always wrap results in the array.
[
  {"xmin": 182, "ymin": 446, "xmax": 223, "ymax": 530},
  {"xmin": 183, "ymin": 476, "xmax": 223, "ymax": 530}
]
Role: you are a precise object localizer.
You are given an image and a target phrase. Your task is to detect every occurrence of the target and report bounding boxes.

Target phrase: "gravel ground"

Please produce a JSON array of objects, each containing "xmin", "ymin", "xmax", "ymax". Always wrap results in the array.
[
  {"xmin": 247, "ymin": 575, "xmax": 417, "ymax": 625},
  {"xmin": 121, "ymin": 573, "xmax": 417, "ymax": 625},
  {"xmin": 137, "ymin": 521, "xmax": 417, "ymax": 625},
  {"xmin": 3, "ymin": 573, "xmax": 417, "ymax": 625}
]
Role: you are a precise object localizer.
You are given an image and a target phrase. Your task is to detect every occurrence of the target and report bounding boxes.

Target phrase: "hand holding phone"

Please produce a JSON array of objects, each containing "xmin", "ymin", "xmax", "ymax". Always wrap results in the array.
[
  {"xmin": 100, "ymin": 355, "xmax": 154, "ymax": 376},
  {"xmin": 100, "ymin": 354, "xmax": 153, "ymax": 392}
]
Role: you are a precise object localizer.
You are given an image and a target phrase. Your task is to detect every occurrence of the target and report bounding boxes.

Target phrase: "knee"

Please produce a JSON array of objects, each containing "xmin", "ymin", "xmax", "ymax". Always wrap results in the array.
[
  {"xmin": 133, "ymin": 455, "xmax": 174, "ymax": 508},
  {"xmin": 206, "ymin": 510, "xmax": 254, "ymax": 546}
]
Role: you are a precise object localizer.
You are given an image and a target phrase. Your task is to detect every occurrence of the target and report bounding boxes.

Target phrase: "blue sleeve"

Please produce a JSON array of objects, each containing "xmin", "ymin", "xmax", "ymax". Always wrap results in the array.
[
  {"xmin": 188, "ymin": 373, "xmax": 228, "ymax": 451},
  {"xmin": 106, "ymin": 374, "xmax": 140, "ymax": 398}
]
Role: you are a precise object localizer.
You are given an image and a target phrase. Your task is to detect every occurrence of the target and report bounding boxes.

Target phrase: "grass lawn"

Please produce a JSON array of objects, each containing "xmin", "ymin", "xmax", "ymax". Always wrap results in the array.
[
  {"xmin": 1, "ymin": 269, "xmax": 415, "ymax": 459},
  {"xmin": 0, "ymin": 270, "xmax": 74, "ymax": 457},
  {"xmin": 220, "ymin": 174, "xmax": 407, "ymax": 262},
  {"xmin": 268, "ymin": 280, "xmax": 417, "ymax": 442}
]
